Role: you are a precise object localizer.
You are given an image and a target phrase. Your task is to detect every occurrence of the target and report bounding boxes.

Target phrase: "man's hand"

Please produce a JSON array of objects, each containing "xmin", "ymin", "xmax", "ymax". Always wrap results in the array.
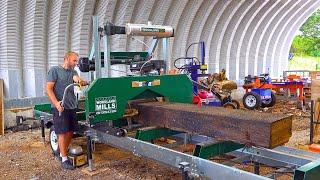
[
  {"xmin": 73, "ymin": 75, "xmax": 88, "ymax": 86},
  {"xmin": 55, "ymin": 101, "xmax": 64, "ymax": 113},
  {"xmin": 79, "ymin": 79, "xmax": 88, "ymax": 86}
]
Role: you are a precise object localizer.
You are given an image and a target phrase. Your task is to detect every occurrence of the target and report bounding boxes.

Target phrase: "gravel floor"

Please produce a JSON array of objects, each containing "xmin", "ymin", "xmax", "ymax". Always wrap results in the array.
[{"xmin": 0, "ymin": 99, "xmax": 312, "ymax": 180}]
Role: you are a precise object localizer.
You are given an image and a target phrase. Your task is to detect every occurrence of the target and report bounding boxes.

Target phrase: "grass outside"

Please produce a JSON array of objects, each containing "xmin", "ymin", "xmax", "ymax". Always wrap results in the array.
[{"xmin": 289, "ymin": 55, "xmax": 320, "ymax": 70}]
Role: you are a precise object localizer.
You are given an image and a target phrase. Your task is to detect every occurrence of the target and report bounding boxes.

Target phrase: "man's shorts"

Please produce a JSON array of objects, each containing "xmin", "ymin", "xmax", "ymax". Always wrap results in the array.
[{"xmin": 52, "ymin": 108, "xmax": 78, "ymax": 134}]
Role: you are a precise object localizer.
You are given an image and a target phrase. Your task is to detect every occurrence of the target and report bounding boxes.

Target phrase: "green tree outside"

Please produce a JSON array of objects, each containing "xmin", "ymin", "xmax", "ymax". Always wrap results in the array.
[{"xmin": 290, "ymin": 9, "xmax": 320, "ymax": 70}]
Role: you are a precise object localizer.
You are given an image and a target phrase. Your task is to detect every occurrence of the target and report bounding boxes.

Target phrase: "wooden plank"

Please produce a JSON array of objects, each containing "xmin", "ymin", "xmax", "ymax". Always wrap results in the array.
[
  {"xmin": 311, "ymin": 71, "xmax": 320, "ymax": 142},
  {"xmin": 313, "ymin": 100, "xmax": 320, "ymax": 142},
  {"xmin": 134, "ymin": 102, "xmax": 292, "ymax": 148},
  {"xmin": 0, "ymin": 79, "xmax": 4, "ymax": 135}
]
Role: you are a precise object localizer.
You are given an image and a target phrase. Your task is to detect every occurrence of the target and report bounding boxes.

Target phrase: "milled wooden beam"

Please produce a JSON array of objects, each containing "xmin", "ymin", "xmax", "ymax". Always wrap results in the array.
[{"xmin": 134, "ymin": 102, "xmax": 292, "ymax": 148}]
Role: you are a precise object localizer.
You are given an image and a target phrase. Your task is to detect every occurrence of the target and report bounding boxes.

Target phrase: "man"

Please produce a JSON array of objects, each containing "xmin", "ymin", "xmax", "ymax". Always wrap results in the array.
[{"xmin": 46, "ymin": 51, "xmax": 87, "ymax": 170}]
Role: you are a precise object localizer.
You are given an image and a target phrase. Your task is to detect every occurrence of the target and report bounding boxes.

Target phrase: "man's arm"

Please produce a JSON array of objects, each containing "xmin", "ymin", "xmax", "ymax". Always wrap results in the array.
[{"xmin": 46, "ymin": 82, "xmax": 64, "ymax": 112}]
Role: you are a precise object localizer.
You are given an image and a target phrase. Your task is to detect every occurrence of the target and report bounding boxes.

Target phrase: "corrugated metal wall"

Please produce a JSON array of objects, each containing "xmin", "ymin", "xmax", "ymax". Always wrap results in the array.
[
  {"xmin": 0, "ymin": 0, "xmax": 23, "ymax": 99},
  {"xmin": 0, "ymin": 0, "xmax": 319, "ymax": 99},
  {"xmin": 23, "ymin": 0, "xmax": 48, "ymax": 97}
]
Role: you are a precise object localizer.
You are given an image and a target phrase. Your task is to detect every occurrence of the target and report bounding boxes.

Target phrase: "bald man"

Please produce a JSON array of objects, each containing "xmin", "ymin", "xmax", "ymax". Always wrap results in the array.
[{"xmin": 46, "ymin": 51, "xmax": 87, "ymax": 170}]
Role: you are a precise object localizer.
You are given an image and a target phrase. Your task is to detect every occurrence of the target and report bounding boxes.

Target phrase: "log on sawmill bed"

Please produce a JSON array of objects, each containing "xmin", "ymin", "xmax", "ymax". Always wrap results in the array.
[{"xmin": 133, "ymin": 102, "xmax": 292, "ymax": 148}]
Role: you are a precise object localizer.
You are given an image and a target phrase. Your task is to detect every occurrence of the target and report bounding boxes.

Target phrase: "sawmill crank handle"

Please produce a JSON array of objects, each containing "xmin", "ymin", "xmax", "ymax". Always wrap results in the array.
[{"xmin": 59, "ymin": 83, "xmax": 82, "ymax": 116}]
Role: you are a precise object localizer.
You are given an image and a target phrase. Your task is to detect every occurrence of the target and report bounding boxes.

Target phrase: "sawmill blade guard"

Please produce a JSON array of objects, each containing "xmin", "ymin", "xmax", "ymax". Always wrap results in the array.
[{"xmin": 85, "ymin": 74, "xmax": 193, "ymax": 124}]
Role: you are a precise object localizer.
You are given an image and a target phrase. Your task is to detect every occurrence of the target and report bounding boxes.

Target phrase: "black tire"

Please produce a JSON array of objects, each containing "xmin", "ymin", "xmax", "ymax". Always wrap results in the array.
[
  {"xmin": 222, "ymin": 97, "xmax": 230, "ymax": 105},
  {"xmin": 231, "ymin": 99, "xmax": 240, "ymax": 109},
  {"xmin": 243, "ymin": 92, "xmax": 261, "ymax": 110},
  {"xmin": 223, "ymin": 102, "xmax": 237, "ymax": 109},
  {"xmin": 116, "ymin": 128, "xmax": 128, "ymax": 137},
  {"xmin": 222, "ymin": 95, "xmax": 240, "ymax": 109},
  {"xmin": 261, "ymin": 92, "xmax": 276, "ymax": 108},
  {"xmin": 49, "ymin": 127, "xmax": 60, "ymax": 156}
]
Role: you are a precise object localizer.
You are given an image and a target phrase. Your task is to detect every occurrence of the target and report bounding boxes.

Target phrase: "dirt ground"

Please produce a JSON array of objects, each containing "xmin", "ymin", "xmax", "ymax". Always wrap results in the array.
[
  {"xmin": 0, "ymin": 130, "xmax": 181, "ymax": 180},
  {"xmin": 0, "ymin": 99, "xmax": 313, "ymax": 180}
]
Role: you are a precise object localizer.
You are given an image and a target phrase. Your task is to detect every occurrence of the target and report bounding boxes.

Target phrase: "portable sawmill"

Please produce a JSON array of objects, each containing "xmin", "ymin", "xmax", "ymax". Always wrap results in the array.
[{"xmin": 33, "ymin": 16, "xmax": 320, "ymax": 180}]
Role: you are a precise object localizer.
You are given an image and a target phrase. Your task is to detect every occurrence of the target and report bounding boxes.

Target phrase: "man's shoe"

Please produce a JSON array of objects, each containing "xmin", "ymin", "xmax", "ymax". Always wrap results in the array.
[{"xmin": 61, "ymin": 160, "xmax": 75, "ymax": 170}]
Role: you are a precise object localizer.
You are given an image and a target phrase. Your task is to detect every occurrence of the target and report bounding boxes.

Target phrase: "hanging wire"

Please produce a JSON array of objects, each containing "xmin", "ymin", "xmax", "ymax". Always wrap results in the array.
[{"xmin": 131, "ymin": 36, "xmax": 150, "ymax": 49}]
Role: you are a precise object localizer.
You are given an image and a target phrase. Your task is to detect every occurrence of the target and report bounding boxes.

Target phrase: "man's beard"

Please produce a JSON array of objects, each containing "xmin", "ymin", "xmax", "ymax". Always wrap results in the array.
[{"xmin": 68, "ymin": 64, "xmax": 76, "ymax": 69}]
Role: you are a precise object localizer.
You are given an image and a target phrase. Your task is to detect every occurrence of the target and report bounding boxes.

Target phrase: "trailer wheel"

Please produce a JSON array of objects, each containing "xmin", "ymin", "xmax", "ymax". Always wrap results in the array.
[
  {"xmin": 49, "ymin": 127, "xmax": 60, "ymax": 156},
  {"xmin": 261, "ymin": 92, "xmax": 276, "ymax": 108},
  {"xmin": 223, "ymin": 102, "xmax": 237, "ymax": 109},
  {"xmin": 243, "ymin": 92, "xmax": 261, "ymax": 110}
]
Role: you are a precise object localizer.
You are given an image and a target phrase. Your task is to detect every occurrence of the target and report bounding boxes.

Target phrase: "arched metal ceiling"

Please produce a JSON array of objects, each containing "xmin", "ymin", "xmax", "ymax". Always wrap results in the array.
[{"xmin": 0, "ymin": 0, "xmax": 319, "ymax": 98}]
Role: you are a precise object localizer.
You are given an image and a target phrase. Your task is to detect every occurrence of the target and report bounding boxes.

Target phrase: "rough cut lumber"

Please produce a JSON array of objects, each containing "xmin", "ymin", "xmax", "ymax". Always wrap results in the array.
[
  {"xmin": 134, "ymin": 102, "xmax": 292, "ymax": 148},
  {"xmin": 0, "ymin": 79, "xmax": 4, "ymax": 135},
  {"xmin": 311, "ymin": 71, "xmax": 320, "ymax": 102},
  {"xmin": 313, "ymin": 99, "xmax": 320, "ymax": 141}
]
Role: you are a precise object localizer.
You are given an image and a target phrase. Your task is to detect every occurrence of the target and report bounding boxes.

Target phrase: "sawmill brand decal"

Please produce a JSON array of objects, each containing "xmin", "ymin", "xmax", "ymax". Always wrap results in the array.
[
  {"xmin": 141, "ymin": 27, "xmax": 165, "ymax": 33},
  {"xmin": 95, "ymin": 96, "xmax": 117, "ymax": 114}
]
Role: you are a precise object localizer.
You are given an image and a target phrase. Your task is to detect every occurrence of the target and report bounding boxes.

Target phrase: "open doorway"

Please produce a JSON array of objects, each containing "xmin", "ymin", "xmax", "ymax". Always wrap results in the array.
[{"xmin": 289, "ymin": 9, "xmax": 320, "ymax": 71}]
